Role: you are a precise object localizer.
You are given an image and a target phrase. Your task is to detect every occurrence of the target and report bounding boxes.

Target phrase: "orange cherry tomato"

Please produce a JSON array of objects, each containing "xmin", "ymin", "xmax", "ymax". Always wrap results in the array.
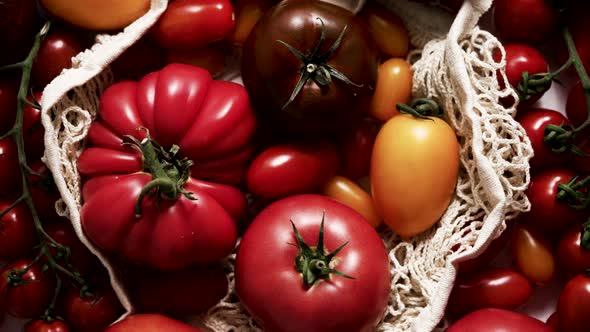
[
  {"xmin": 511, "ymin": 224, "xmax": 555, "ymax": 285},
  {"xmin": 40, "ymin": 0, "xmax": 150, "ymax": 31},
  {"xmin": 231, "ymin": 0, "xmax": 274, "ymax": 47},
  {"xmin": 370, "ymin": 58, "xmax": 413, "ymax": 122},
  {"xmin": 359, "ymin": 1, "xmax": 410, "ymax": 57},
  {"xmin": 322, "ymin": 176, "xmax": 381, "ymax": 228},
  {"xmin": 167, "ymin": 42, "xmax": 229, "ymax": 77},
  {"xmin": 371, "ymin": 113, "xmax": 459, "ymax": 239}
]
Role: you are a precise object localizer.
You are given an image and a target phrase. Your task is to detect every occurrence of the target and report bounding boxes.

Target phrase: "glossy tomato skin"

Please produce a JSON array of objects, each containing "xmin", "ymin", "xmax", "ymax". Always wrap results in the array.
[
  {"xmin": 124, "ymin": 263, "xmax": 228, "ymax": 317},
  {"xmin": 322, "ymin": 175, "xmax": 381, "ymax": 228},
  {"xmin": 0, "ymin": 202, "xmax": 37, "ymax": 261},
  {"xmin": 24, "ymin": 319, "xmax": 70, "ymax": 332},
  {"xmin": 557, "ymin": 225, "xmax": 590, "ymax": 278},
  {"xmin": 511, "ymin": 224, "xmax": 555, "ymax": 285},
  {"xmin": 371, "ymin": 114, "xmax": 459, "ymax": 239},
  {"xmin": 337, "ymin": 119, "xmax": 378, "ymax": 180},
  {"xmin": 445, "ymin": 308, "xmax": 554, "ymax": 332},
  {"xmin": 151, "ymin": 0, "xmax": 234, "ymax": 50},
  {"xmin": 523, "ymin": 168, "xmax": 583, "ymax": 237},
  {"xmin": 557, "ymin": 274, "xmax": 590, "ymax": 332},
  {"xmin": 494, "ymin": 44, "xmax": 549, "ymax": 108},
  {"xmin": 78, "ymin": 64, "xmax": 255, "ymax": 270},
  {"xmin": 32, "ymin": 29, "xmax": 84, "ymax": 88},
  {"xmin": 0, "ymin": 138, "xmax": 21, "ymax": 198},
  {"xmin": 246, "ymin": 140, "xmax": 340, "ymax": 200},
  {"xmin": 0, "ymin": 259, "xmax": 56, "ymax": 319},
  {"xmin": 61, "ymin": 287, "xmax": 124, "ymax": 332},
  {"xmin": 40, "ymin": 0, "xmax": 150, "ymax": 30},
  {"xmin": 370, "ymin": 58, "xmax": 412, "ymax": 121},
  {"xmin": 235, "ymin": 195, "xmax": 390, "ymax": 332},
  {"xmin": 105, "ymin": 314, "xmax": 202, "ymax": 332},
  {"xmin": 493, "ymin": 0, "xmax": 558, "ymax": 44},
  {"xmin": 516, "ymin": 108, "xmax": 570, "ymax": 171},
  {"xmin": 241, "ymin": 0, "xmax": 379, "ymax": 136},
  {"xmin": 447, "ymin": 268, "xmax": 532, "ymax": 317}
]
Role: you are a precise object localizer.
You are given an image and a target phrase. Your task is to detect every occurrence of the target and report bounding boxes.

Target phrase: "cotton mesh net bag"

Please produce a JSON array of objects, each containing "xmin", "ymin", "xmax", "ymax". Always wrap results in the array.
[{"xmin": 39, "ymin": 0, "xmax": 533, "ymax": 331}]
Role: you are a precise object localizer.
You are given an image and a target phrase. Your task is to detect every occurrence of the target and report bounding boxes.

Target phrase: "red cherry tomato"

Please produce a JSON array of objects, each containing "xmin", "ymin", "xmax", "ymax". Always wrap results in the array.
[
  {"xmin": 0, "ymin": 201, "xmax": 37, "ymax": 261},
  {"xmin": 557, "ymin": 274, "xmax": 590, "ymax": 332},
  {"xmin": 566, "ymin": 81, "xmax": 590, "ymax": 139},
  {"xmin": 246, "ymin": 140, "xmax": 340, "ymax": 200},
  {"xmin": 0, "ymin": 258, "xmax": 56, "ymax": 319},
  {"xmin": 0, "ymin": 79, "xmax": 17, "ymax": 136},
  {"xmin": 32, "ymin": 29, "xmax": 85, "ymax": 89},
  {"xmin": 337, "ymin": 119, "xmax": 378, "ymax": 180},
  {"xmin": 124, "ymin": 263, "xmax": 228, "ymax": 317},
  {"xmin": 61, "ymin": 286, "xmax": 124, "ymax": 332},
  {"xmin": 511, "ymin": 223, "xmax": 555, "ymax": 285},
  {"xmin": 445, "ymin": 308, "xmax": 554, "ymax": 332},
  {"xmin": 0, "ymin": 138, "xmax": 21, "ymax": 198},
  {"xmin": 458, "ymin": 223, "xmax": 513, "ymax": 273},
  {"xmin": 105, "ymin": 314, "xmax": 202, "ymax": 332},
  {"xmin": 110, "ymin": 37, "xmax": 167, "ymax": 82},
  {"xmin": 28, "ymin": 160, "xmax": 61, "ymax": 220},
  {"xmin": 516, "ymin": 108, "xmax": 570, "ymax": 171},
  {"xmin": 447, "ymin": 268, "xmax": 532, "ymax": 317},
  {"xmin": 557, "ymin": 225, "xmax": 590, "ymax": 278},
  {"xmin": 493, "ymin": 0, "xmax": 558, "ymax": 44},
  {"xmin": 0, "ymin": 0, "xmax": 39, "ymax": 65},
  {"xmin": 43, "ymin": 219, "xmax": 100, "ymax": 275},
  {"xmin": 494, "ymin": 44, "xmax": 549, "ymax": 108},
  {"xmin": 24, "ymin": 319, "xmax": 71, "ymax": 332},
  {"xmin": 523, "ymin": 168, "xmax": 584, "ymax": 237},
  {"xmin": 151, "ymin": 0, "xmax": 235, "ymax": 50}
]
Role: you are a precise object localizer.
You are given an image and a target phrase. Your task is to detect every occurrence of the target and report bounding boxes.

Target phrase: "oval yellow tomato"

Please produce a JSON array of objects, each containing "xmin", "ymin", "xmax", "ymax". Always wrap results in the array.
[
  {"xmin": 322, "ymin": 176, "xmax": 381, "ymax": 228},
  {"xmin": 40, "ymin": 0, "xmax": 150, "ymax": 31},
  {"xmin": 371, "ymin": 113, "xmax": 459, "ymax": 239},
  {"xmin": 370, "ymin": 58, "xmax": 413, "ymax": 122}
]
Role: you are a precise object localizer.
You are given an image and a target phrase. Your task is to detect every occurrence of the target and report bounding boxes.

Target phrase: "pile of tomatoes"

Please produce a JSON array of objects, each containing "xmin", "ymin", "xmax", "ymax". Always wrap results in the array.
[{"xmin": 0, "ymin": 0, "xmax": 589, "ymax": 331}]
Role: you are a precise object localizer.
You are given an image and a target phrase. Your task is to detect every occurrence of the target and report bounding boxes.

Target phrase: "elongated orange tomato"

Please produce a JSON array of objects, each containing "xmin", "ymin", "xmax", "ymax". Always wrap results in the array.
[
  {"xmin": 371, "ymin": 113, "xmax": 459, "ymax": 239},
  {"xmin": 322, "ymin": 176, "xmax": 381, "ymax": 228},
  {"xmin": 370, "ymin": 58, "xmax": 412, "ymax": 122}
]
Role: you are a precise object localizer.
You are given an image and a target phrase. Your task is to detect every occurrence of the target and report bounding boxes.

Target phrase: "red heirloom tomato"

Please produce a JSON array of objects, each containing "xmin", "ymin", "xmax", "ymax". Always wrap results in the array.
[
  {"xmin": 246, "ymin": 140, "xmax": 340, "ymax": 200},
  {"xmin": 0, "ymin": 202, "xmax": 37, "ymax": 261},
  {"xmin": 24, "ymin": 319, "xmax": 70, "ymax": 332},
  {"xmin": 557, "ymin": 225, "xmax": 590, "ymax": 278},
  {"xmin": 523, "ymin": 168, "xmax": 583, "ymax": 236},
  {"xmin": 516, "ymin": 108, "xmax": 570, "ymax": 170},
  {"xmin": 78, "ymin": 64, "xmax": 255, "ymax": 270},
  {"xmin": 557, "ymin": 274, "xmax": 590, "ymax": 332},
  {"xmin": 0, "ymin": 258, "xmax": 56, "ymax": 319},
  {"xmin": 241, "ymin": 0, "xmax": 379, "ymax": 136},
  {"xmin": 235, "ymin": 195, "xmax": 390, "ymax": 332},
  {"xmin": 124, "ymin": 263, "xmax": 228, "ymax": 317},
  {"xmin": 447, "ymin": 268, "xmax": 532, "ymax": 317},
  {"xmin": 151, "ymin": 0, "xmax": 234, "ymax": 50},
  {"xmin": 61, "ymin": 286, "xmax": 124, "ymax": 332},
  {"xmin": 493, "ymin": 0, "xmax": 558, "ymax": 44},
  {"xmin": 445, "ymin": 308, "xmax": 554, "ymax": 332},
  {"xmin": 105, "ymin": 314, "xmax": 202, "ymax": 332}
]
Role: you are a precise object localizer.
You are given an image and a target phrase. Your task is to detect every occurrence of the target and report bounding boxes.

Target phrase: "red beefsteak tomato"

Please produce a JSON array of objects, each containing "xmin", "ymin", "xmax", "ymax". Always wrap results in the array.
[
  {"xmin": 235, "ymin": 194, "xmax": 390, "ymax": 332},
  {"xmin": 77, "ymin": 64, "xmax": 256, "ymax": 270}
]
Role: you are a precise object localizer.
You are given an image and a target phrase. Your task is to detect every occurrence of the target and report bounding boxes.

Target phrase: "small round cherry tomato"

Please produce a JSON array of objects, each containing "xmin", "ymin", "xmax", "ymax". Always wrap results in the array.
[
  {"xmin": 494, "ymin": 44, "xmax": 549, "ymax": 108},
  {"xmin": 40, "ymin": 0, "xmax": 150, "ymax": 31},
  {"xmin": 61, "ymin": 286, "xmax": 124, "ymax": 332},
  {"xmin": 447, "ymin": 268, "xmax": 532, "ymax": 317},
  {"xmin": 557, "ymin": 274, "xmax": 590, "ymax": 332},
  {"xmin": 557, "ymin": 225, "xmax": 590, "ymax": 278},
  {"xmin": 43, "ymin": 219, "xmax": 100, "ymax": 275},
  {"xmin": 322, "ymin": 175, "xmax": 381, "ymax": 228},
  {"xmin": 109, "ymin": 37, "xmax": 167, "ymax": 82},
  {"xmin": 336, "ymin": 119, "xmax": 378, "ymax": 180},
  {"xmin": 230, "ymin": 0, "xmax": 274, "ymax": 47},
  {"xmin": 493, "ymin": 0, "xmax": 558, "ymax": 44},
  {"xmin": 446, "ymin": 308, "xmax": 554, "ymax": 332},
  {"xmin": 0, "ymin": 138, "xmax": 21, "ymax": 198},
  {"xmin": 0, "ymin": 201, "xmax": 37, "ymax": 261},
  {"xmin": 458, "ymin": 223, "xmax": 513, "ymax": 273},
  {"xmin": 511, "ymin": 223, "xmax": 555, "ymax": 285},
  {"xmin": 0, "ymin": 258, "xmax": 56, "ymax": 319},
  {"xmin": 24, "ymin": 319, "xmax": 70, "ymax": 332},
  {"xmin": 370, "ymin": 58, "xmax": 412, "ymax": 121},
  {"xmin": 371, "ymin": 114, "xmax": 459, "ymax": 239},
  {"xmin": 151, "ymin": 0, "xmax": 234, "ymax": 50},
  {"xmin": 0, "ymin": 79, "xmax": 17, "ymax": 136},
  {"xmin": 32, "ymin": 29, "xmax": 85, "ymax": 89},
  {"xmin": 516, "ymin": 108, "xmax": 570, "ymax": 171},
  {"xmin": 246, "ymin": 140, "xmax": 340, "ymax": 200},
  {"xmin": 359, "ymin": 2, "xmax": 409, "ymax": 57},
  {"xmin": 166, "ymin": 42, "xmax": 230, "ymax": 78},
  {"xmin": 546, "ymin": 312, "xmax": 558, "ymax": 330},
  {"xmin": 523, "ymin": 168, "xmax": 583, "ymax": 237}
]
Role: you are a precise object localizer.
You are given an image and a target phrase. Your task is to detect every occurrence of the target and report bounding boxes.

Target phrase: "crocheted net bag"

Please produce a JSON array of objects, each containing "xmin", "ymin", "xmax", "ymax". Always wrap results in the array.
[{"xmin": 38, "ymin": 0, "xmax": 533, "ymax": 331}]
